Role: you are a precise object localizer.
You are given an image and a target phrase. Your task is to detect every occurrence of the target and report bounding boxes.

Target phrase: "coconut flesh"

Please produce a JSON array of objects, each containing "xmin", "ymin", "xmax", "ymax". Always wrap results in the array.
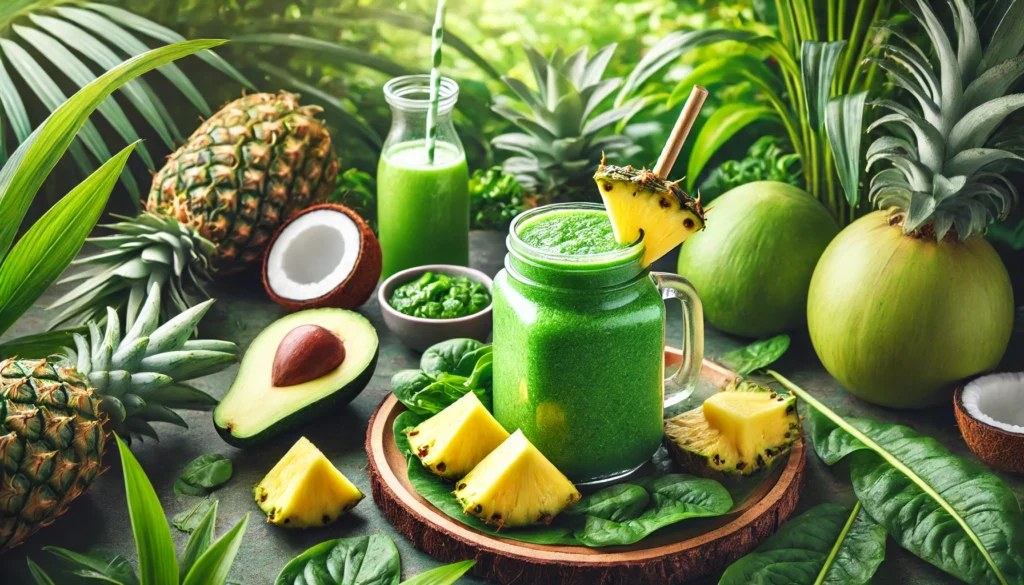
[
  {"xmin": 961, "ymin": 372, "xmax": 1024, "ymax": 433},
  {"xmin": 266, "ymin": 208, "xmax": 361, "ymax": 301}
]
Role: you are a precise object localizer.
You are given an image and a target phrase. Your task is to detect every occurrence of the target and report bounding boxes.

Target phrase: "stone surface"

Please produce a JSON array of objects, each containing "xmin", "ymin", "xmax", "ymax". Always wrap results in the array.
[{"xmin": 1, "ymin": 231, "xmax": 1020, "ymax": 584}]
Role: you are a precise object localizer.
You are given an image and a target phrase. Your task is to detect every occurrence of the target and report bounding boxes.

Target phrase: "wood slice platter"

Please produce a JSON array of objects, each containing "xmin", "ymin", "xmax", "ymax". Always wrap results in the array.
[{"xmin": 366, "ymin": 348, "xmax": 807, "ymax": 585}]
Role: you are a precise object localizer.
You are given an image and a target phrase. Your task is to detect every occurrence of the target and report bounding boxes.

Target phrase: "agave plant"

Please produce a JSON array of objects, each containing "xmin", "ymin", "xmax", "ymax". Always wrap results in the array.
[
  {"xmin": 806, "ymin": 0, "xmax": 1022, "ymax": 408},
  {"xmin": 491, "ymin": 44, "xmax": 643, "ymax": 203},
  {"xmin": 0, "ymin": 1, "xmax": 251, "ymax": 205},
  {"xmin": 27, "ymin": 436, "xmax": 250, "ymax": 585},
  {"xmin": 0, "ymin": 39, "xmax": 224, "ymax": 360}
]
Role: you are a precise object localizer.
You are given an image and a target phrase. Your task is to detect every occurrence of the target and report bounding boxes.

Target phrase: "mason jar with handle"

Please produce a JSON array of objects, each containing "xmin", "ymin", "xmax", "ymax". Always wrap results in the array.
[
  {"xmin": 491, "ymin": 203, "xmax": 704, "ymax": 485},
  {"xmin": 377, "ymin": 75, "xmax": 469, "ymax": 279}
]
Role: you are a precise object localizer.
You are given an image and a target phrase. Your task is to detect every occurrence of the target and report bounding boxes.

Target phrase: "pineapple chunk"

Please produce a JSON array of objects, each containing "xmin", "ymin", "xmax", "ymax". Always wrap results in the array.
[
  {"xmin": 454, "ymin": 430, "xmax": 581, "ymax": 528},
  {"xmin": 406, "ymin": 392, "xmax": 510, "ymax": 480},
  {"xmin": 665, "ymin": 381, "xmax": 799, "ymax": 475},
  {"xmin": 255, "ymin": 437, "xmax": 363, "ymax": 528},
  {"xmin": 594, "ymin": 162, "xmax": 705, "ymax": 267}
]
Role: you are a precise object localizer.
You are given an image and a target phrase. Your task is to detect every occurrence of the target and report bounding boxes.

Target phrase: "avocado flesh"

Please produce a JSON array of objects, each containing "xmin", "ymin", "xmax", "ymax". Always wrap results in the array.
[{"xmin": 214, "ymin": 308, "xmax": 378, "ymax": 447}]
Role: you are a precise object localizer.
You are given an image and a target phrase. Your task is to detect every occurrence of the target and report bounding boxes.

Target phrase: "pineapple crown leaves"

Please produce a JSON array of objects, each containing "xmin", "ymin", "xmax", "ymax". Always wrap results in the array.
[
  {"xmin": 63, "ymin": 283, "xmax": 235, "ymax": 441},
  {"xmin": 866, "ymin": 0, "xmax": 1024, "ymax": 240},
  {"xmin": 46, "ymin": 212, "xmax": 215, "ymax": 330},
  {"xmin": 492, "ymin": 44, "xmax": 641, "ymax": 193}
]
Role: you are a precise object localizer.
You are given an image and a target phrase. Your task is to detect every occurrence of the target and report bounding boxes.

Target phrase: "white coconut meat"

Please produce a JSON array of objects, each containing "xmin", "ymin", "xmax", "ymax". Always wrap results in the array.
[
  {"xmin": 266, "ymin": 208, "xmax": 361, "ymax": 301},
  {"xmin": 961, "ymin": 372, "xmax": 1024, "ymax": 433}
]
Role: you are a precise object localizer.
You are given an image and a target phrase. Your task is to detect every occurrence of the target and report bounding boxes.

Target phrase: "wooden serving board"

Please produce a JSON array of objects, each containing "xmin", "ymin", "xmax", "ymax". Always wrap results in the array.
[{"xmin": 366, "ymin": 349, "xmax": 807, "ymax": 585}]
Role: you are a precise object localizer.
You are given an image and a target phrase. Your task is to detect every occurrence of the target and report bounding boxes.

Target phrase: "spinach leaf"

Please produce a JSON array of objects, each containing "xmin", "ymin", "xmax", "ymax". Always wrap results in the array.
[
  {"xmin": 172, "ymin": 498, "xmax": 216, "ymax": 534},
  {"xmin": 420, "ymin": 339, "xmax": 487, "ymax": 376},
  {"xmin": 772, "ymin": 371, "xmax": 1024, "ymax": 585},
  {"xmin": 274, "ymin": 534, "xmax": 401, "ymax": 585},
  {"xmin": 720, "ymin": 334, "xmax": 790, "ymax": 376},
  {"xmin": 391, "ymin": 370, "xmax": 482, "ymax": 416},
  {"xmin": 719, "ymin": 502, "xmax": 886, "ymax": 584},
  {"xmin": 394, "ymin": 412, "xmax": 732, "ymax": 548},
  {"xmin": 399, "ymin": 561, "xmax": 476, "ymax": 585},
  {"xmin": 174, "ymin": 454, "xmax": 232, "ymax": 497}
]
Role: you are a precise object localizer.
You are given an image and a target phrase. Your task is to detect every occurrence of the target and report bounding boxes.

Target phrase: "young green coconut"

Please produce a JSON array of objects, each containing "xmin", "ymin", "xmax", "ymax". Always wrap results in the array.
[{"xmin": 807, "ymin": 0, "xmax": 1021, "ymax": 408}]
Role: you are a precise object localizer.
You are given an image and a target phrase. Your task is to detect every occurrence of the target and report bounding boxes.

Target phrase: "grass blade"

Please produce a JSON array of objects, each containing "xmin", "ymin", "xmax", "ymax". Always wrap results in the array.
[
  {"xmin": 399, "ymin": 561, "xmax": 476, "ymax": 585},
  {"xmin": 686, "ymin": 104, "xmax": 778, "ymax": 189},
  {"xmin": 181, "ymin": 514, "xmax": 249, "ymax": 585},
  {"xmin": 26, "ymin": 559, "xmax": 57, "ymax": 585},
  {"xmin": 826, "ymin": 91, "xmax": 869, "ymax": 207},
  {"xmin": 115, "ymin": 434, "xmax": 178, "ymax": 585},
  {"xmin": 85, "ymin": 3, "xmax": 255, "ymax": 91},
  {"xmin": 54, "ymin": 6, "xmax": 212, "ymax": 116},
  {"xmin": 0, "ymin": 143, "xmax": 136, "ymax": 336},
  {"xmin": 31, "ymin": 13, "xmax": 177, "ymax": 148},
  {"xmin": 233, "ymin": 33, "xmax": 411, "ymax": 77},
  {"xmin": 0, "ymin": 38, "xmax": 223, "ymax": 269}
]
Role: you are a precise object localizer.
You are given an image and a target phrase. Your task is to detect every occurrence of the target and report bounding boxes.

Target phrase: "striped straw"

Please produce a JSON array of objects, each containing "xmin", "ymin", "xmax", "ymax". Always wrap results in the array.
[{"xmin": 425, "ymin": 0, "xmax": 447, "ymax": 164}]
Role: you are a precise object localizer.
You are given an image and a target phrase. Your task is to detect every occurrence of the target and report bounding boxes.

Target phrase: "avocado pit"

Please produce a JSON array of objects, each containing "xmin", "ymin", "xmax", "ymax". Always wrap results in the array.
[{"xmin": 272, "ymin": 324, "xmax": 345, "ymax": 387}]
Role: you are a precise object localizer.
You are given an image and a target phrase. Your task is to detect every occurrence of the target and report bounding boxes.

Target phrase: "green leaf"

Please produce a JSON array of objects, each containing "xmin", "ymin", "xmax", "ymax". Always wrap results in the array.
[
  {"xmin": 172, "ymin": 498, "xmax": 216, "ymax": 534},
  {"xmin": 800, "ymin": 41, "xmax": 847, "ymax": 131},
  {"xmin": 26, "ymin": 559, "xmax": 57, "ymax": 585},
  {"xmin": 181, "ymin": 513, "xmax": 249, "ymax": 585},
  {"xmin": 978, "ymin": 0, "xmax": 1024, "ymax": 73},
  {"xmin": 948, "ymin": 95, "xmax": 1024, "ymax": 154},
  {"xmin": 826, "ymin": 91, "xmax": 869, "ymax": 207},
  {"xmin": 399, "ymin": 561, "xmax": 476, "ymax": 585},
  {"xmin": 667, "ymin": 54, "xmax": 782, "ymax": 109},
  {"xmin": 687, "ymin": 104, "xmax": 778, "ymax": 189},
  {"xmin": 771, "ymin": 371, "xmax": 1024, "ymax": 585},
  {"xmin": 46, "ymin": 547, "xmax": 140, "ymax": 585},
  {"xmin": 116, "ymin": 434, "xmax": 179, "ymax": 585},
  {"xmin": 0, "ymin": 38, "xmax": 223, "ymax": 269},
  {"xmin": 719, "ymin": 502, "xmax": 886, "ymax": 584},
  {"xmin": 421, "ymin": 339, "xmax": 488, "ymax": 376},
  {"xmin": 0, "ymin": 327, "xmax": 83, "ymax": 359},
  {"xmin": 179, "ymin": 500, "xmax": 218, "ymax": 580},
  {"xmin": 719, "ymin": 334, "xmax": 791, "ymax": 376},
  {"xmin": 274, "ymin": 534, "xmax": 401, "ymax": 585},
  {"xmin": 233, "ymin": 33, "xmax": 410, "ymax": 77},
  {"xmin": 174, "ymin": 454, "xmax": 232, "ymax": 496},
  {"xmin": 0, "ymin": 143, "xmax": 136, "ymax": 337}
]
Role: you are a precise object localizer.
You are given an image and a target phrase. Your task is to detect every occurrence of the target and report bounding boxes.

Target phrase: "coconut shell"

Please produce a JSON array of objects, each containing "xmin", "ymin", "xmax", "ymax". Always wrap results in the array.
[
  {"xmin": 263, "ymin": 204, "xmax": 382, "ymax": 312},
  {"xmin": 954, "ymin": 385, "xmax": 1024, "ymax": 474}
]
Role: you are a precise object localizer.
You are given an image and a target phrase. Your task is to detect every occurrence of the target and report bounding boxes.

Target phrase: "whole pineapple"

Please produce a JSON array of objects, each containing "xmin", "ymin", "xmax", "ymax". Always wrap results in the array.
[
  {"xmin": 0, "ymin": 285, "xmax": 236, "ymax": 551},
  {"xmin": 492, "ymin": 45, "xmax": 640, "ymax": 203},
  {"xmin": 49, "ymin": 92, "xmax": 340, "ymax": 327}
]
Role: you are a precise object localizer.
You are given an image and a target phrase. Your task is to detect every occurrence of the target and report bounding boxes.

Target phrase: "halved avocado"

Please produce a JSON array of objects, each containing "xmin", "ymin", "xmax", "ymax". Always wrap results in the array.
[{"xmin": 214, "ymin": 308, "xmax": 378, "ymax": 447}]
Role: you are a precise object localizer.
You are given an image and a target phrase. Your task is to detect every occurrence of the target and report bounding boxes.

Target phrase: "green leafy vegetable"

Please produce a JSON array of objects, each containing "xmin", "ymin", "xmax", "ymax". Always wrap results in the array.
[
  {"xmin": 700, "ymin": 136, "xmax": 802, "ymax": 200},
  {"xmin": 719, "ymin": 334, "xmax": 791, "ymax": 376},
  {"xmin": 174, "ymin": 454, "xmax": 232, "ymax": 497},
  {"xmin": 392, "ymin": 340, "xmax": 494, "ymax": 414},
  {"xmin": 421, "ymin": 338, "xmax": 488, "ymax": 375},
  {"xmin": 719, "ymin": 502, "xmax": 886, "ymax": 584},
  {"xmin": 172, "ymin": 499, "xmax": 217, "ymax": 534},
  {"xmin": 469, "ymin": 166, "xmax": 528, "ymax": 230},
  {"xmin": 394, "ymin": 411, "xmax": 732, "ymax": 547},
  {"xmin": 771, "ymin": 371, "xmax": 1024, "ymax": 585},
  {"xmin": 389, "ymin": 273, "xmax": 491, "ymax": 319}
]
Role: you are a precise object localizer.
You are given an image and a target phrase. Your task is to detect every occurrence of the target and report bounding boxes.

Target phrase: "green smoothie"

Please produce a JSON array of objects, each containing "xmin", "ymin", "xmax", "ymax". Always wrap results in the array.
[
  {"xmin": 492, "ymin": 205, "xmax": 666, "ymax": 483},
  {"xmin": 377, "ymin": 140, "xmax": 469, "ymax": 278}
]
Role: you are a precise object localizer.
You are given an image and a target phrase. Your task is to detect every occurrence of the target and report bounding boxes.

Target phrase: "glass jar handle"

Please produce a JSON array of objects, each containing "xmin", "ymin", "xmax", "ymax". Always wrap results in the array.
[{"xmin": 652, "ymin": 272, "xmax": 704, "ymax": 408}]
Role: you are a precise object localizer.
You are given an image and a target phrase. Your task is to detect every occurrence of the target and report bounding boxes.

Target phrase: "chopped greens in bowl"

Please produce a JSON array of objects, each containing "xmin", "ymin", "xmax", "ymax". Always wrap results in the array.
[{"xmin": 389, "ymin": 271, "xmax": 492, "ymax": 319}]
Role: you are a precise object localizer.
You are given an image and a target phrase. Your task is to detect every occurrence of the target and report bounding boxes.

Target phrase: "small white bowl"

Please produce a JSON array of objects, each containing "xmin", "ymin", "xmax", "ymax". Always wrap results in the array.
[{"xmin": 378, "ymin": 264, "xmax": 493, "ymax": 352}]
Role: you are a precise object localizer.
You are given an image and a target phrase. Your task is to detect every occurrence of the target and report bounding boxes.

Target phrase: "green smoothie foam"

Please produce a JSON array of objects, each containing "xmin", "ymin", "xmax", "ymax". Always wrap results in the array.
[{"xmin": 516, "ymin": 209, "xmax": 629, "ymax": 256}]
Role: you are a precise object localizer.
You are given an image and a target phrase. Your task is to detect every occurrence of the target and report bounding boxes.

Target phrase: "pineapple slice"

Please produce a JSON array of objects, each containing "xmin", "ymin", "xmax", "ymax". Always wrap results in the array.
[
  {"xmin": 255, "ymin": 437, "xmax": 363, "ymax": 528},
  {"xmin": 594, "ymin": 160, "xmax": 705, "ymax": 267},
  {"xmin": 406, "ymin": 392, "xmax": 510, "ymax": 480},
  {"xmin": 454, "ymin": 430, "xmax": 581, "ymax": 528},
  {"xmin": 664, "ymin": 381, "xmax": 799, "ymax": 475}
]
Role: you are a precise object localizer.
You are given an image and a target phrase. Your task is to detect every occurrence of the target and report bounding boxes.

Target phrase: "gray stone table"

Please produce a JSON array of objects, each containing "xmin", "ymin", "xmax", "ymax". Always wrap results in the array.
[{"xmin": 1, "ymin": 232, "xmax": 1021, "ymax": 584}]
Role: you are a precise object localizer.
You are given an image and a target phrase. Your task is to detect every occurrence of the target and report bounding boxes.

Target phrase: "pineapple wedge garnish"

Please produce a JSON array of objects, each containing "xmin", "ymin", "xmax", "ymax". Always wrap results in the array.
[
  {"xmin": 255, "ymin": 437, "xmax": 364, "ymax": 528},
  {"xmin": 595, "ymin": 157, "xmax": 705, "ymax": 267}
]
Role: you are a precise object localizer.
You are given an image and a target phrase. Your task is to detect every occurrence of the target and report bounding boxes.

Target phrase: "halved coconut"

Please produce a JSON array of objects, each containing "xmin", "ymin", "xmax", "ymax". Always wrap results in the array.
[
  {"xmin": 954, "ymin": 372, "xmax": 1024, "ymax": 474},
  {"xmin": 263, "ymin": 204, "xmax": 381, "ymax": 312}
]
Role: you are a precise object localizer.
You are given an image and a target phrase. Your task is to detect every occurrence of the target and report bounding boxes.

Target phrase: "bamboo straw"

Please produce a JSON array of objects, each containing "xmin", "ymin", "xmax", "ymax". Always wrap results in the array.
[
  {"xmin": 425, "ymin": 0, "xmax": 448, "ymax": 164},
  {"xmin": 653, "ymin": 85, "xmax": 709, "ymax": 179}
]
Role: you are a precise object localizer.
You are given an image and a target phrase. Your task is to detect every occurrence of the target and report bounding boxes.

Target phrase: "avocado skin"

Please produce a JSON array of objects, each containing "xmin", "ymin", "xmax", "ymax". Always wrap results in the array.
[{"xmin": 214, "ymin": 347, "xmax": 379, "ymax": 448}]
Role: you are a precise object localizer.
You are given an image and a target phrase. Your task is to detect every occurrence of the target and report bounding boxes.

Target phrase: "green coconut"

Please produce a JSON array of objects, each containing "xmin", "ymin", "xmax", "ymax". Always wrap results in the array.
[
  {"xmin": 676, "ymin": 181, "xmax": 838, "ymax": 338},
  {"xmin": 807, "ymin": 211, "xmax": 1014, "ymax": 408}
]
